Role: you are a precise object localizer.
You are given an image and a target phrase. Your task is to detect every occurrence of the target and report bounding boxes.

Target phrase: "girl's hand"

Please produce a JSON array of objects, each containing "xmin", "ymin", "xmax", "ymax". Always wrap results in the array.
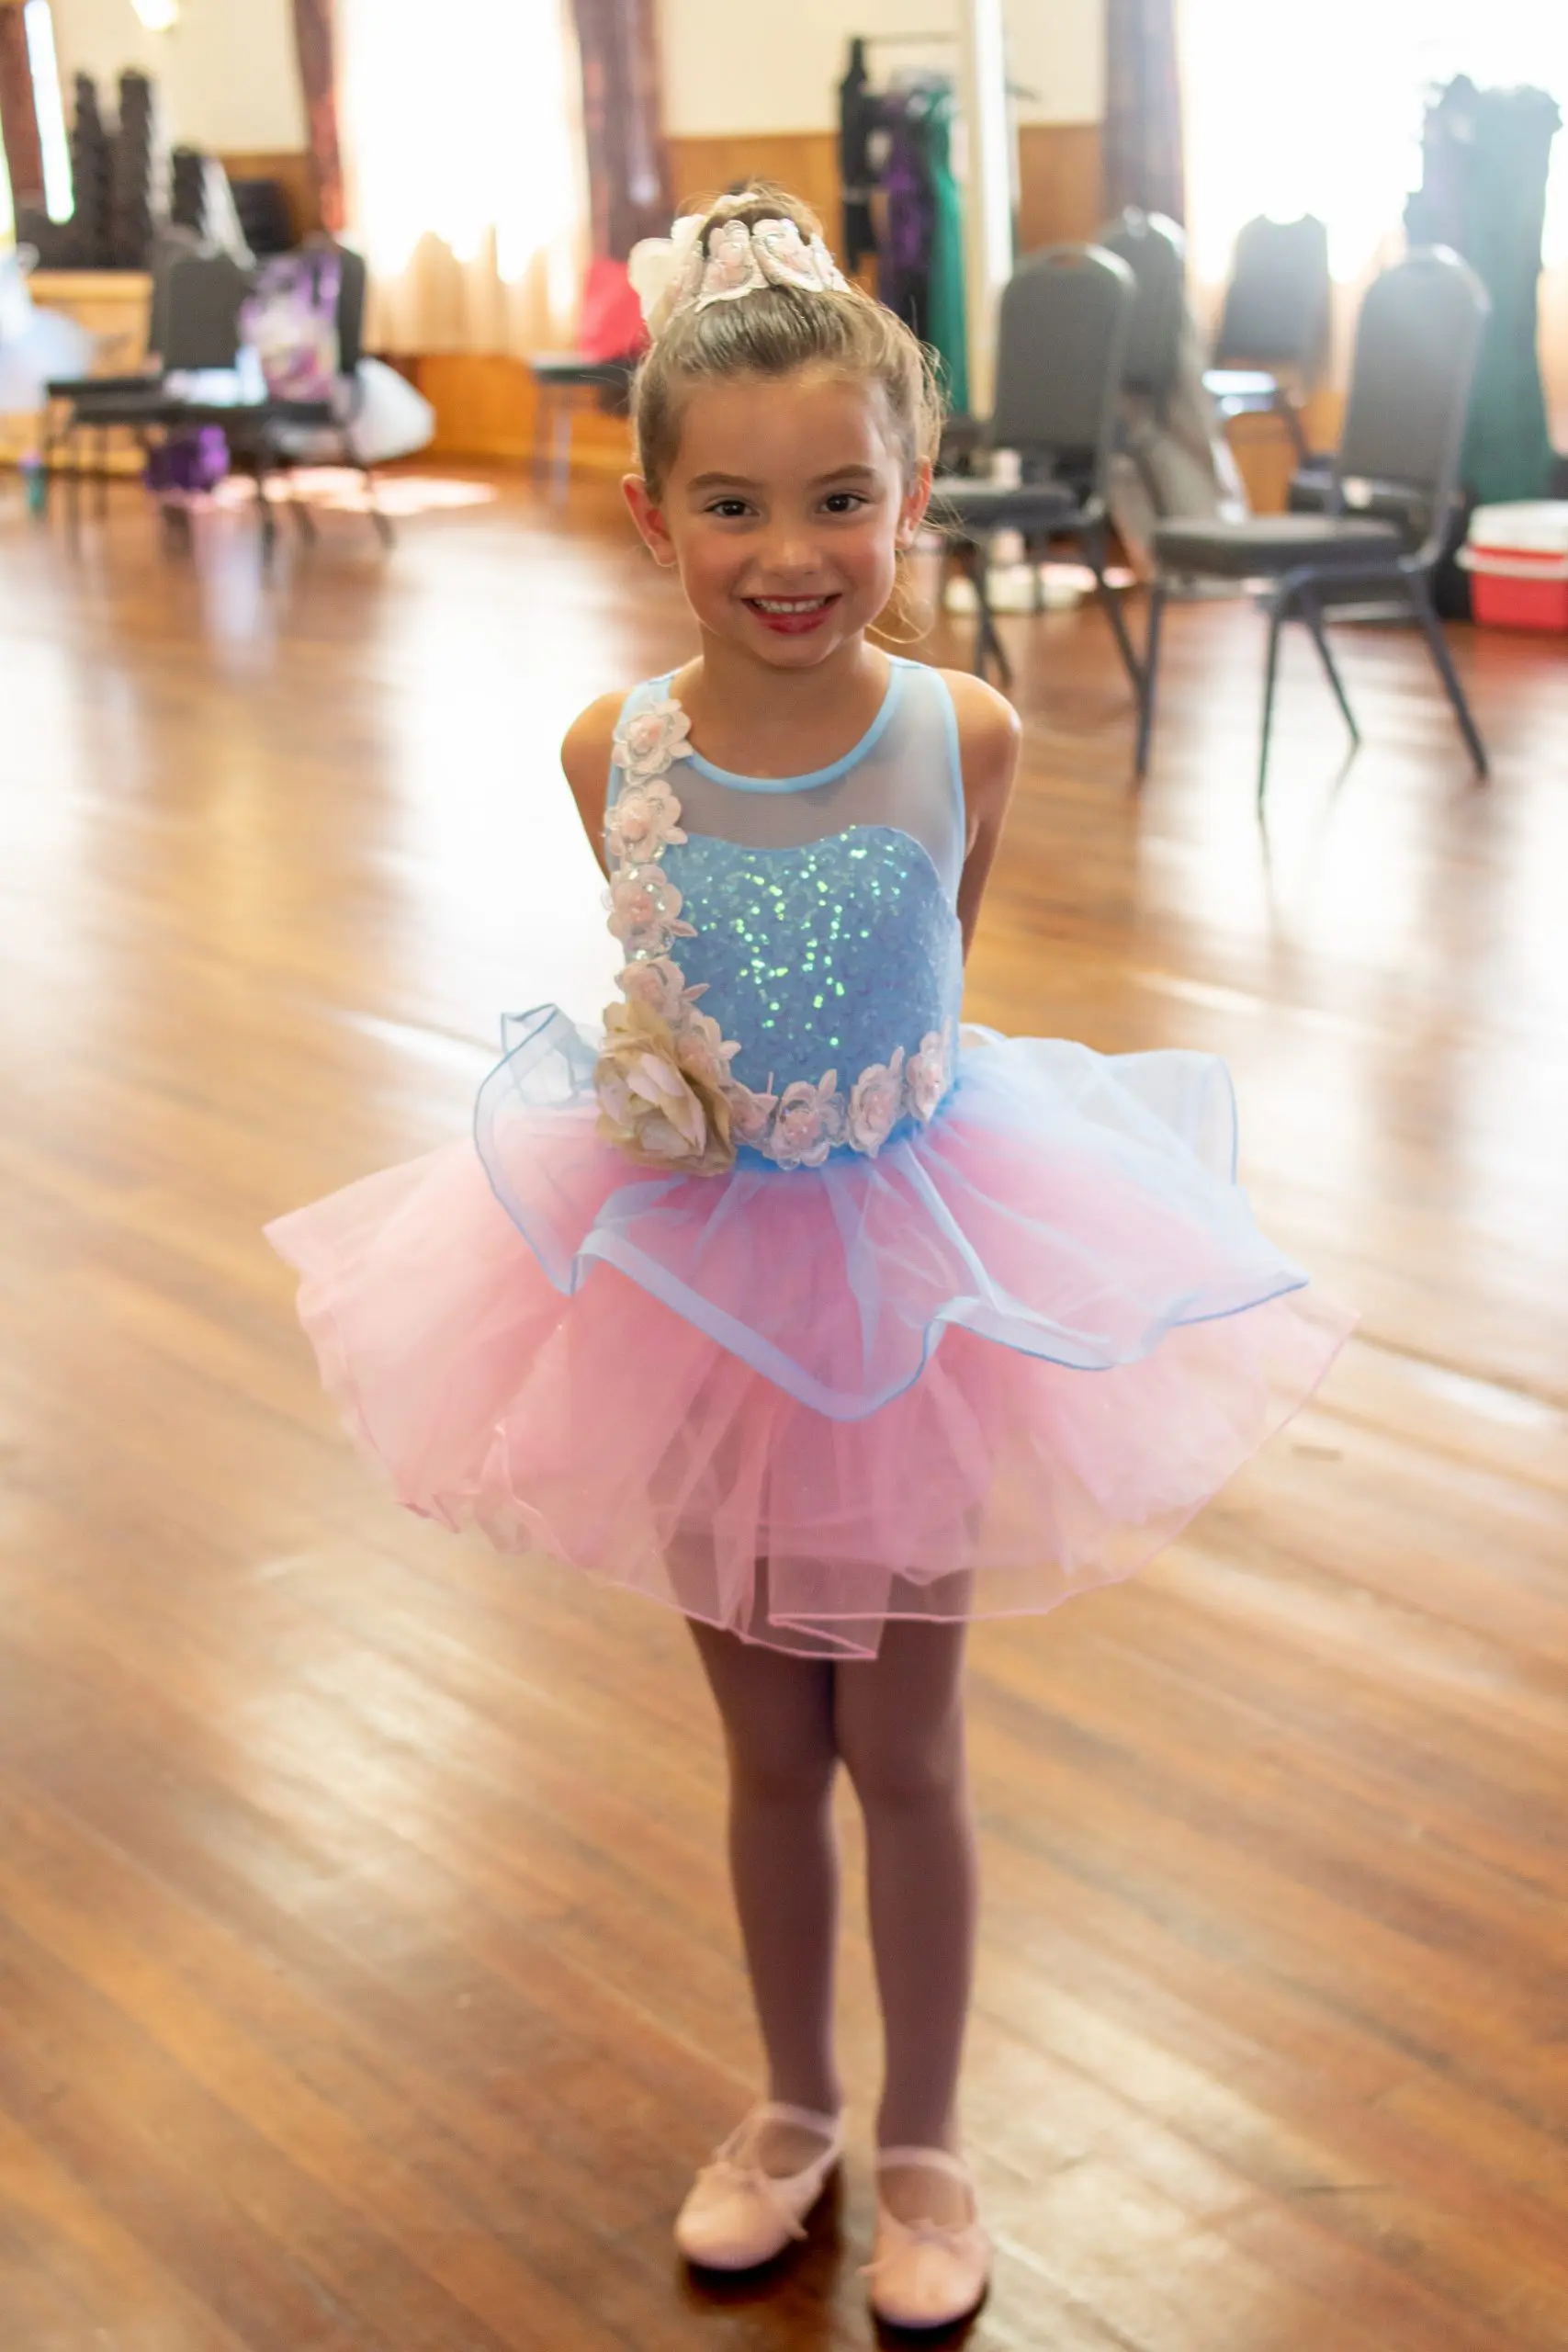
[{"xmin": 943, "ymin": 673, "xmax": 1021, "ymax": 959}]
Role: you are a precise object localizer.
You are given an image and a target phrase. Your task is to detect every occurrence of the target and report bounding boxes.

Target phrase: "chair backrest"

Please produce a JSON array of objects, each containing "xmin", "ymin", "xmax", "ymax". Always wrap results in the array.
[
  {"xmin": 159, "ymin": 249, "xmax": 251, "ymax": 369},
  {"xmin": 1336, "ymin": 246, "xmax": 1489, "ymax": 555},
  {"xmin": 145, "ymin": 228, "xmax": 200, "ymax": 357},
  {"xmin": 303, "ymin": 235, "xmax": 367, "ymax": 377},
  {"xmin": 333, "ymin": 243, "xmax": 367, "ymax": 375},
  {"xmin": 988, "ymin": 243, "xmax": 1135, "ymax": 489},
  {"xmin": 1097, "ymin": 207, "xmax": 1186, "ymax": 405},
  {"xmin": 1212, "ymin": 213, "xmax": 1330, "ymax": 372}
]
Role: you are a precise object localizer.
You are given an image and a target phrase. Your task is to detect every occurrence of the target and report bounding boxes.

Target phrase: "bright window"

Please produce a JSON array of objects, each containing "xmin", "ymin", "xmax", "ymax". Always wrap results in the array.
[
  {"xmin": 338, "ymin": 0, "xmax": 580, "ymax": 286},
  {"xmin": 23, "ymin": 0, "xmax": 73, "ymax": 225},
  {"xmin": 1179, "ymin": 0, "xmax": 1568, "ymax": 282}
]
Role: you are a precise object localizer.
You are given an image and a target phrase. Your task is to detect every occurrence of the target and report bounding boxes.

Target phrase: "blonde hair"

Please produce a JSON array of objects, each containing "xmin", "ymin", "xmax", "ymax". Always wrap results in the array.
[{"xmin": 632, "ymin": 184, "xmax": 946, "ymax": 499}]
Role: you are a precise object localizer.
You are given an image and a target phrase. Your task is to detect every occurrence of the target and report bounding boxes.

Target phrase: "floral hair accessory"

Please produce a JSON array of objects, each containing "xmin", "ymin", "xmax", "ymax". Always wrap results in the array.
[{"xmin": 627, "ymin": 214, "xmax": 849, "ymax": 338}]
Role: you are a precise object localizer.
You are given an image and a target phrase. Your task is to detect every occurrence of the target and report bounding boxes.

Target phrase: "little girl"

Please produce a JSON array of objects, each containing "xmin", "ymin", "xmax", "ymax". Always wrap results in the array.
[{"xmin": 268, "ymin": 187, "xmax": 1352, "ymax": 2330}]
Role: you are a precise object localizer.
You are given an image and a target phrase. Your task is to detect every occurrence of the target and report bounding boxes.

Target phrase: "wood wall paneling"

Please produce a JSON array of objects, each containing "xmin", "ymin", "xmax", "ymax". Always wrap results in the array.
[
  {"xmin": 667, "ymin": 130, "xmax": 842, "ymax": 239},
  {"xmin": 7, "ymin": 123, "xmax": 1309, "ymax": 508},
  {"xmin": 1, "ymin": 271, "xmax": 152, "ymax": 471},
  {"xmin": 410, "ymin": 355, "xmax": 633, "ymax": 476},
  {"xmin": 217, "ymin": 150, "xmax": 324, "ymax": 243},
  {"xmin": 1016, "ymin": 122, "xmax": 1104, "ymax": 252},
  {"xmin": 671, "ymin": 124, "xmax": 1107, "ymax": 266}
]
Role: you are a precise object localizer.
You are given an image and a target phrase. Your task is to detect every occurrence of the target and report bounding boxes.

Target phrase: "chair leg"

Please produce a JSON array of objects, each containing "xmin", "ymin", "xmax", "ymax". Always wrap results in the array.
[
  {"xmin": 1299, "ymin": 589, "xmax": 1360, "ymax": 748},
  {"xmin": 552, "ymin": 393, "xmax": 573, "ymax": 501},
  {"xmin": 1406, "ymin": 573, "xmax": 1488, "ymax": 778},
  {"xmin": 66, "ymin": 425, "xmax": 84, "ymax": 537},
  {"xmin": 289, "ymin": 475, "xmax": 317, "ymax": 544},
  {"xmin": 1258, "ymin": 590, "xmax": 1290, "ymax": 810},
  {"xmin": 1134, "ymin": 578, "xmax": 1166, "ymax": 779},
  {"xmin": 363, "ymin": 463, "xmax": 393, "ymax": 548},
  {"xmin": 254, "ymin": 466, "xmax": 278, "ymax": 562},
  {"xmin": 1090, "ymin": 560, "xmax": 1145, "ymax": 701},
  {"xmin": 968, "ymin": 544, "xmax": 1010, "ymax": 687},
  {"xmin": 1276, "ymin": 389, "xmax": 1310, "ymax": 463},
  {"xmin": 530, "ymin": 385, "xmax": 548, "ymax": 489}
]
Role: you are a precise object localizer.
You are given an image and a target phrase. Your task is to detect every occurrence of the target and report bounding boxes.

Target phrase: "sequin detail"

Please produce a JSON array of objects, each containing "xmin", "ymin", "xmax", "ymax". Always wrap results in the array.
[{"xmin": 595, "ymin": 691, "xmax": 960, "ymax": 1172}]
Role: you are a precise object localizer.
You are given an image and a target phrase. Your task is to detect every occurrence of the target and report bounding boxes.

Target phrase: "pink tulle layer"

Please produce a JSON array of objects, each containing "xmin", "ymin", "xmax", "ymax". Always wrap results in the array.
[{"xmin": 266, "ymin": 1029, "xmax": 1354, "ymax": 1657}]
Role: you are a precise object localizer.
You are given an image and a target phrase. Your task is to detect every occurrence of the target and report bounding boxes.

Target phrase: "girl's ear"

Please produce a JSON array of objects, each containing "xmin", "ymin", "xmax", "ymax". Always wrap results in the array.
[
  {"xmin": 896, "ymin": 457, "xmax": 933, "ymax": 552},
  {"xmin": 623, "ymin": 473, "xmax": 679, "ymax": 567}
]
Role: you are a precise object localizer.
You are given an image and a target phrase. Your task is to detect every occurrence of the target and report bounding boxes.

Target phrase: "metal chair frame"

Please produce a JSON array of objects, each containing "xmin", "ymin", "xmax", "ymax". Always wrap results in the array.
[
  {"xmin": 931, "ymin": 243, "xmax": 1141, "ymax": 697},
  {"xmin": 1203, "ymin": 212, "xmax": 1332, "ymax": 463},
  {"xmin": 43, "ymin": 239, "xmax": 394, "ymax": 553},
  {"xmin": 43, "ymin": 245, "xmax": 251, "ymax": 526},
  {"xmin": 1136, "ymin": 247, "xmax": 1491, "ymax": 804}
]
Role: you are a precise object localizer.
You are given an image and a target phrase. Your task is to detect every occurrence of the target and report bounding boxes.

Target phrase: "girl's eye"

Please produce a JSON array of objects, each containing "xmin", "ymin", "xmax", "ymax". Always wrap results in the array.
[
  {"xmin": 822, "ymin": 492, "xmax": 869, "ymax": 514},
  {"xmin": 706, "ymin": 499, "xmax": 753, "ymax": 519}
]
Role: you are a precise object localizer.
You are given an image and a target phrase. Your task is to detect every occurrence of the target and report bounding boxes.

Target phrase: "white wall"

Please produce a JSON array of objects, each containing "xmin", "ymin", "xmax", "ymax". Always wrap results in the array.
[
  {"xmin": 50, "ymin": 0, "xmax": 305, "ymax": 153},
  {"xmin": 659, "ymin": 0, "xmax": 1104, "ymax": 137}
]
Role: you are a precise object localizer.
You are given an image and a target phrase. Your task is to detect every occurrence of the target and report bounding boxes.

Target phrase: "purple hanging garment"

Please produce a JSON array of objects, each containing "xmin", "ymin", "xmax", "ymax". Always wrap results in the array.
[{"xmin": 877, "ymin": 103, "xmax": 934, "ymax": 339}]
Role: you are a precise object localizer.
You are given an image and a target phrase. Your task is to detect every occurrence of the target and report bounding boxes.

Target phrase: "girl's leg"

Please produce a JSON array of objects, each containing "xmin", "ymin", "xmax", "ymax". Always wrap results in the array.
[
  {"xmin": 834, "ymin": 1618, "xmax": 978, "ymax": 2220},
  {"xmin": 687, "ymin": 1619, "xmax": 843, "ymax": 2155}
]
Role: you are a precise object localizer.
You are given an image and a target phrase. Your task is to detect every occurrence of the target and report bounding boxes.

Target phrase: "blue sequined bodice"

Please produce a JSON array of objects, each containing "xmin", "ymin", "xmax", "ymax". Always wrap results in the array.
[
  {"xmin": 667, "ymin": 827, "xmax": 962, "ymax": 1099},
  {"xmin": 604, "ymin": 661, "xmax": 966, "ymax": 1167}
]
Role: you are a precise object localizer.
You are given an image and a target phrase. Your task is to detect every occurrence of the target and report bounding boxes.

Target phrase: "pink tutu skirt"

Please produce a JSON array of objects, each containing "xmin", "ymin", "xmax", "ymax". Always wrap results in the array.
[{"xmin": 266, "ymin": 1012, "xmax": 1353, "ymax": 1657}]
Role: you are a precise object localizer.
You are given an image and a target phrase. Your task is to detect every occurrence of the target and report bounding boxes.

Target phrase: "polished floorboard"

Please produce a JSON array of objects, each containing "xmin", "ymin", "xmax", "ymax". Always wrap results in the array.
[{"xmin": 1, "ymin": 473, "xmax": 1566, "ymax": 2351}]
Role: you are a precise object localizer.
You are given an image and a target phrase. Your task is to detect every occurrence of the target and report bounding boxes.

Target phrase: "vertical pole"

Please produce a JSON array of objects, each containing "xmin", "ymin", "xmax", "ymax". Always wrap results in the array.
[{"xmin": 954, "ymin": 0, "xmax": 1012, "ymax": 418}]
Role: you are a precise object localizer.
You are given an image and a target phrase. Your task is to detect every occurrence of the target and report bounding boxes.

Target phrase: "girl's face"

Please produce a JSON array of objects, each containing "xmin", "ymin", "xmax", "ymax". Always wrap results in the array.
[{"xmin": 625, "ymin": 368, "xmax": 931, "ymax": 670}]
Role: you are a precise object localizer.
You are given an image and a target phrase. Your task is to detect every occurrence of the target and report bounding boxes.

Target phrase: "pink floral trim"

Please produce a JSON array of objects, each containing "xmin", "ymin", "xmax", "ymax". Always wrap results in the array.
[
  {"xmin": 612, "ymin": 698, "xmax": 692, "ymax": 783},
  {"xmin": 594, "ymin": 695, "xmax": 953, "ymax": 1175}
]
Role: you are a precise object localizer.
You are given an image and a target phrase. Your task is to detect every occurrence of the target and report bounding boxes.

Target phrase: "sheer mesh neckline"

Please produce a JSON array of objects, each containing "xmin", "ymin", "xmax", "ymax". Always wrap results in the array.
[{"xmin": 661, "ymin": 659, "xmax": 908, "ymax": 794}]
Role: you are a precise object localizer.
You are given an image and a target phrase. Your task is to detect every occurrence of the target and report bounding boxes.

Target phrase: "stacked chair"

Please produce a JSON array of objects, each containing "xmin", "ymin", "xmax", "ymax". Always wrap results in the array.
[{"xmin": 930, "ymin": 244, "xmax": 1142, "ymax": 706}]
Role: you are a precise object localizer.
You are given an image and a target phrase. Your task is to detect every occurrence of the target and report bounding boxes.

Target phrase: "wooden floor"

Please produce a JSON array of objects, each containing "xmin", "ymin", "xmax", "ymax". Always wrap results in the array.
[{"xmin": 2, "ymin": 472, "xmax": 1566, "ymax": 2352}]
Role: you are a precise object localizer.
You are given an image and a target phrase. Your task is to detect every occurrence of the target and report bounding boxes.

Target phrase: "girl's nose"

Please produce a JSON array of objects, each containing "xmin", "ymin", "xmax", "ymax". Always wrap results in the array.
[{"xmin": 757, "ymin": 530, "xmax": 820, "ymax": 579}]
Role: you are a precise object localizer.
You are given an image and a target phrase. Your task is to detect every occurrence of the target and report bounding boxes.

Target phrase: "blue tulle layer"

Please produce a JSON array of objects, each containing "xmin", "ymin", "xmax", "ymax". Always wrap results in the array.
[{"xmin": 472, "ymin": 1008, "xmax": 1314, "ymax": 1422}]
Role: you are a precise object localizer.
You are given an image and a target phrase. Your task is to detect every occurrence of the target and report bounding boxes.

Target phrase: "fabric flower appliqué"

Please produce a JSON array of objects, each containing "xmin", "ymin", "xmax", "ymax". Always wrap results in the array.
[
  {"xmin": 702, "ymin": 220, "xmax": 761, "ymax": 298},
  {"xmin": 613, "ymin": 698, "xmax": 693, "ymax": 783},
  {"xmin": 905, "ymin": 1026, "xmax": 952, "ymax": 1124},
  {"xmin": 769, "ymin": 1074, "xmax": 847, "ymax": 1170},
  {"xmin": 606, "ymin": 775, "xmax": 688, "ymax": 865},
  {"xmin": 594, "ymin": 997, "xmax": 736, "ymax": 1176},
  {"xmin": 595, "ymin": 711, "xmax": 744, "ymax": 1178},
  {"xmin": 726, "ymin": 1078, "xmax": 780, "ymax": 1148},
  {"xmin": 616, "ymin": 956, "xmax": 705, "ymax": 1023},
  {"xmin": 607, "ymin": 866, "xmax": 695, "ymax": 960},
  {"xmin": 847, "ymin": 1047, "xmax": 906, "ymax": 1156}
]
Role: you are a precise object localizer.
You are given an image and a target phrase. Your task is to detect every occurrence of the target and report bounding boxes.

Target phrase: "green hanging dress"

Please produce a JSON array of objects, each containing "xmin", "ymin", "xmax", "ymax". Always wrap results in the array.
[{"xmin": 919, "ymin": 85, "xmax": 970, "ymax": 416}]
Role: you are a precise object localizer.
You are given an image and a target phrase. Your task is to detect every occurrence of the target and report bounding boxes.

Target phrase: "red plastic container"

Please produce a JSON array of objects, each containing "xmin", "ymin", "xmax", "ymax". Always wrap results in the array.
[{"xmin": 1461, "ymin": 503, "xmax": 1568, "ymax": 633}]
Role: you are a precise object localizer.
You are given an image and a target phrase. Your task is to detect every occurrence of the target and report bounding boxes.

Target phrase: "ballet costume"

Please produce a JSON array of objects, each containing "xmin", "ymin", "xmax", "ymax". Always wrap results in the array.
[{"xmin": 267, "ymin": 654, "xmax": 1352, "ymax": 2314}]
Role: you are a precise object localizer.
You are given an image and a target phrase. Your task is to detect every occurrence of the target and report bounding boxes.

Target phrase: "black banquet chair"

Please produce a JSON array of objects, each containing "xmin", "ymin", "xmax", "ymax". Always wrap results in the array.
[
  {"xmin": 1135, "ymin": 246, "xmax": 1490, "ymax": 802},
  {"xmin": 1203, "ymin": 213, "xmax": 1331, "ymax": 463},
  {"xmin": 1099, "ymin": 207, "xmax": 1186, "ymax": 422},
  {"xmin": 164, "ymin": 240, "xmax": 395, "ymax": 553},
  {"xmin": 930, "ymin": 243, "xmax": 1140, "ymax": 697},
  {"xmin": 43, "ymin": 244, "xmax": 251, "ymax": 522}
]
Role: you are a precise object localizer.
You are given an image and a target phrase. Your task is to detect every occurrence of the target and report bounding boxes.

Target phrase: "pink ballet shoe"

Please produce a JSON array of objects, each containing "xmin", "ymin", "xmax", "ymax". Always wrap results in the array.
[
  {"xmin": 673, "ymin": 2100, "xmax": 844, "ymax": 2270},
  {"xmin": 864, "ymin": 2146, "xmax": 992, "ymax": 2329}
]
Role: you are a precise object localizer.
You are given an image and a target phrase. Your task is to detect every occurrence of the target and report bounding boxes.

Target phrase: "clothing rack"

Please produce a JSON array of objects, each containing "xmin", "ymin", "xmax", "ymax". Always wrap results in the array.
[{"xmin": 854, "ymin": 30, "xmax": 1035, "ymax": 102}]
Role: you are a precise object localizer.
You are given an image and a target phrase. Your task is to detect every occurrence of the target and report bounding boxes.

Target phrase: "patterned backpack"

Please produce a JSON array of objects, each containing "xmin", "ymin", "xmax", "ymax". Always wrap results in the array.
[{"xmin": 239, "ymin": 249, "xmax": 342, "ymax": 401}]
